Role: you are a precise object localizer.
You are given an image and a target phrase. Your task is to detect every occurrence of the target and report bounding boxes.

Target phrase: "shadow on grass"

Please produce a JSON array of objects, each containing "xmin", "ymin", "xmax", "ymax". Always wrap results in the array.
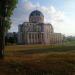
[{"xmin": 11, "ymin": 45, "xmax": 75, "ymax": 55}]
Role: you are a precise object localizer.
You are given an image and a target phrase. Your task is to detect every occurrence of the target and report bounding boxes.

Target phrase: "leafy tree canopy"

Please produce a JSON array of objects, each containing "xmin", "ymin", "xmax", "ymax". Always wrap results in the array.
[{"xmin": 0, "ymin": 0, "xmax": 18, "ymax": 31}]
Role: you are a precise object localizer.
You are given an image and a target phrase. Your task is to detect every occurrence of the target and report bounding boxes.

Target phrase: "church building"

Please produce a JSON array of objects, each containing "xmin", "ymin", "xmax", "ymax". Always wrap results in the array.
[{"xmin": 18, "ymin": 10, "xmax": 64, "ymax": 44}]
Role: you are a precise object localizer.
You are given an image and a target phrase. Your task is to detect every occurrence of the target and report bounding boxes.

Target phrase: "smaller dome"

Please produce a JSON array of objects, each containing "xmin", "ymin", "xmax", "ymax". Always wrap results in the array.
[{"xmin": 29, "ymin": 10, "xmax": 44, "ymax": 23}]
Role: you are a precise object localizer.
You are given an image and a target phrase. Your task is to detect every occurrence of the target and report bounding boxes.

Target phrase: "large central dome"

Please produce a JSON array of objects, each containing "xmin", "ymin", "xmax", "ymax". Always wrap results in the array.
[{"xmin": 29, "ymin": 10, "xmax": 44, "ymax": 23}]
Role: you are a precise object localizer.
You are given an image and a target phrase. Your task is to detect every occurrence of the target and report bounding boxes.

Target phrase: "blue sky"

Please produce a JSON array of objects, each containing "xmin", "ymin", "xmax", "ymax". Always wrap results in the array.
[
  {"xmin": 9, "ymin": 0, "xmax": 75, "ymax": 36},
  {"xmin": 65, "ymin": 0, "xmax": 75, "ymax": 19}
]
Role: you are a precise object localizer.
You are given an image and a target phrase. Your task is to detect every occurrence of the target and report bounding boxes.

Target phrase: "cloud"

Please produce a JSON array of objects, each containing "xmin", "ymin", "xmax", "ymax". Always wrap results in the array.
[{"xmin": 39, "ymin": 5, "xmax": 64, "ymax": 23}]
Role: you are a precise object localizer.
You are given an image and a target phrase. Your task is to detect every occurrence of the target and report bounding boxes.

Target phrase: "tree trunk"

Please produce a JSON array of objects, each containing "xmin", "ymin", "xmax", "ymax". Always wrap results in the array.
[{"xmin": 0, "ymin": 18, "xmax": 5, "ymax": 58}]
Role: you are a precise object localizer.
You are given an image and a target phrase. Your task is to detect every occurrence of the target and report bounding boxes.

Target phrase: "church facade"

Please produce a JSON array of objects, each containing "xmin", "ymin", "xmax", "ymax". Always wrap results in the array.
[{"xmin": 18, "ymin": 10, "xmax": 64, "ymax": 44}]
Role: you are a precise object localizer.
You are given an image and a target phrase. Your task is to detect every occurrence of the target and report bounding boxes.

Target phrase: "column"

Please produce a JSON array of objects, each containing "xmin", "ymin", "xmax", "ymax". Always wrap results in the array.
[
  {"xmin": 41, "ymin": 33, "xmax": 43, "ymax": 44},
  {"xmin": 35, "ymin": 33, "xmax": 36, "ymax": 44},
  {"xmin": 36, "ymin": 33, "xmax": 38, "ymax": 44},
  {"xmin": 32, "ymin": 33, "xmax": 33, "ymax": 44},
  {"xmin": 34, "ymin": 33, "xmax": 35, "ymax": 44},
  {"xmin": 31, "ymin": 33, "xmax": 33, "ymax": 44},
  {"xmin": 27, "ymin": 33, "xmax": 29, "ymax": 44}
]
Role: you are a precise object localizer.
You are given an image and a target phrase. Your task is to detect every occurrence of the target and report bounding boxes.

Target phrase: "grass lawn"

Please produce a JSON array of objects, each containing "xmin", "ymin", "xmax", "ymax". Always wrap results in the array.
[{"xmin": 0, "ymin": 45, "xmax": 75, "ymax": 75}]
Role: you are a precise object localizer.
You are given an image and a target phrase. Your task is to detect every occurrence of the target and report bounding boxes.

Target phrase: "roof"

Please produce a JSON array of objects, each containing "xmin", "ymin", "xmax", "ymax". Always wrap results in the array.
[{"xmin": 29, "ymin": 10, "xmax": 44, "ymax": 17}]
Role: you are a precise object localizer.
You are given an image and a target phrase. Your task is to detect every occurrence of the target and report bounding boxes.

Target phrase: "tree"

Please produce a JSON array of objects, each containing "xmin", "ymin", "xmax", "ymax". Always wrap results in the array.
[{"xmin": 0, "ymin": 0, "xmax": 18, "ymax": 58}]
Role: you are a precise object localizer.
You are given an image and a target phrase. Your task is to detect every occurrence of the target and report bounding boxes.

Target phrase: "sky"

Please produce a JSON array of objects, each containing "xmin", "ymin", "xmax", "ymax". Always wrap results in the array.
[{"xmin": 9, "ymin": 0, "xmax": 75, "ymax": 36}]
